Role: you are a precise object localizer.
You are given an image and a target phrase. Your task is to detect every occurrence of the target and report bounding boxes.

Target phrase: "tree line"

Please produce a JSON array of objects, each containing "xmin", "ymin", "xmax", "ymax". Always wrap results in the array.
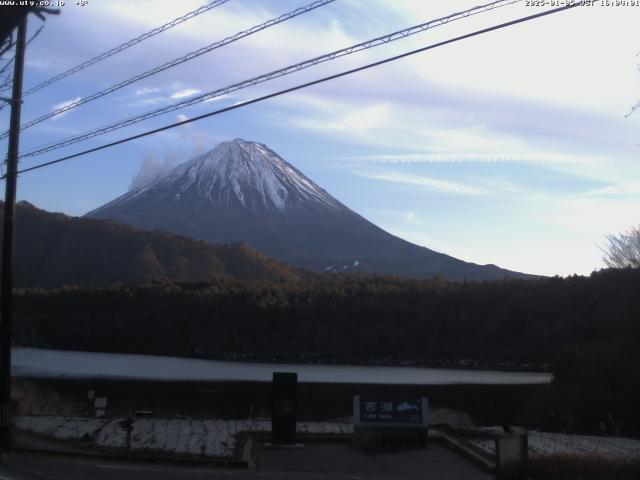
[{"xmin": 13, "ymin": 267, "xmax": 640, "ymax": 381}]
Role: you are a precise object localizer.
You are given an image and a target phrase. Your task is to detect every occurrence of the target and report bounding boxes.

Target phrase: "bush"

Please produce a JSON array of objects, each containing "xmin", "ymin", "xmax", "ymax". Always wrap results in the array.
[
  {"xmin": 507, "ymin": 454, "xmax": 640, "ymax": 480},
  {"xmin": 11, "ymin": 380, "xmax": 76, "ymax": 416}
]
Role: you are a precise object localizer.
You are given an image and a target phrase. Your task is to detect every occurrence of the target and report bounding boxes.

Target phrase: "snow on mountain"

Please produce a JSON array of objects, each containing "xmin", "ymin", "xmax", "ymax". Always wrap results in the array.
[{"xmin": 97, "ymin": 139, "xmax": 341, "ymax": 214}]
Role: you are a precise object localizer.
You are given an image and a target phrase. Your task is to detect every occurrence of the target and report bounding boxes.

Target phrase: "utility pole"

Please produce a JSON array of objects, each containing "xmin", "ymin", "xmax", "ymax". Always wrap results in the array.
[{"xmin": 0, "ymin": 13, "xmax": 27, "ymax": 452}]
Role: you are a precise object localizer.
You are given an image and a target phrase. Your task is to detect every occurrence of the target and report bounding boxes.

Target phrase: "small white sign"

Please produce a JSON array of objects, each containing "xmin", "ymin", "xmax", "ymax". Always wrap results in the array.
[{"xmin": 94, "ymin": 397, "xmax": 107, "ymax": 408}]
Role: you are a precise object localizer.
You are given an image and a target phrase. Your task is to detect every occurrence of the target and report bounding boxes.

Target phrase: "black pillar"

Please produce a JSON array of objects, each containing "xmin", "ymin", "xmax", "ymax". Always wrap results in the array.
[{"xmin": 271, "ymin": 372, "xmax": 297, "ymax": 445}]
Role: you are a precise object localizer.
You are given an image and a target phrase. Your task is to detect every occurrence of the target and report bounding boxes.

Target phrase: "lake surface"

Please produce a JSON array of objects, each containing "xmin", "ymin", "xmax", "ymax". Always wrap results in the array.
[{"xmin": 13, "ymin": 348, "xmax": 551, "ymax": 385}]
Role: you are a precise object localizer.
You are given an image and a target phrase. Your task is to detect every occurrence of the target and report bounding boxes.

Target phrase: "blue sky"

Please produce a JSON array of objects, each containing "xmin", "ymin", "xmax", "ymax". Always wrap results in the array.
[{"xmin": 1, "ymin": 0, "xmax": 639, "ymax": 276}]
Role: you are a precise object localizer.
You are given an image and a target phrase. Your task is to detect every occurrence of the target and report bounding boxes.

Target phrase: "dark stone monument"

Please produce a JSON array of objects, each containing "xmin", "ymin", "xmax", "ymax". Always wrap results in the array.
[{"xmin": 271, "ymin": 372, "xmax": 298, "ymax": 445}]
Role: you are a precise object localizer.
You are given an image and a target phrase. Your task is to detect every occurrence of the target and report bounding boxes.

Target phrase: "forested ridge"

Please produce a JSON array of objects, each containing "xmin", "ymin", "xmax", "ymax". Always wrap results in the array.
[
  {"xmin": 0, "ymin": 201, "xmax": 301, "ymax": 287},
  {"xmin": 14, "ymin": 268, "xmax": 640, "ymax": 380}
]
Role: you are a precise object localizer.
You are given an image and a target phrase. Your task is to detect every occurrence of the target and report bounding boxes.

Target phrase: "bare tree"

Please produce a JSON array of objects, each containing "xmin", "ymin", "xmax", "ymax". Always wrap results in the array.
[{"xmin": 602, "ymin": 225, "xmax": 640, "ymax": 269}]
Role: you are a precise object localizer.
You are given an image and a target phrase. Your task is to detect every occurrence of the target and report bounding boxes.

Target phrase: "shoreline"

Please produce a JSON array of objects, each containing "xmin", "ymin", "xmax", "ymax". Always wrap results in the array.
[
  {"xmin": 15, "ymin": 345, "xmax": 551, "ymax": 374},
  {"xmin": 12, "ymin": 347, "xmax": 552, "ymax": 384}
]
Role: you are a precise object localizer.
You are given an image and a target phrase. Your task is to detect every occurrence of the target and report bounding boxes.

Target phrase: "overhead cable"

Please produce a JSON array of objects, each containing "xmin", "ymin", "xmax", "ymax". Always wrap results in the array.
[
  {"xmin": 0, "ymin": 0, "xmax": 232, "ymax": 101},
  {"xmin": 2, "ymin": 0, "xmax": 336, "ymax": 136},
  {"xmin": 10, "ymin": 3, "xmax": 582, "ymax": 178},
  {"xmin": 20, "ymin": 0, "xmax": 522, "ymax": 157}
]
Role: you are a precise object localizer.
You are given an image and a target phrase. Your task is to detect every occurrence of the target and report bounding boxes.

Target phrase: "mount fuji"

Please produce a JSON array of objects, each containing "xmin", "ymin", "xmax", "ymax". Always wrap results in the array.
[{"xmin": 86, "ymin": 139, "xmax": 528, "ymax": 280}]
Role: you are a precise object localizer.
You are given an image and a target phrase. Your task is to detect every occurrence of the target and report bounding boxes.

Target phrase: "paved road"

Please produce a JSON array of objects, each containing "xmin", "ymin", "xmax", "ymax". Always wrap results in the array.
[
  {"xmin": 255, "ymin": 442, "xmax": 493, "ymax": 480},
  {"xmin": 0, "ymin": 443, "xmax": 492, "ymax": 479}
]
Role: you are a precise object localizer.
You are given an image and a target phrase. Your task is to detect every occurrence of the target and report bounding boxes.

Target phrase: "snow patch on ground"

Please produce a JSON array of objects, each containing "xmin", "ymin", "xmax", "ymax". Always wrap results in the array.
[
  {"xmin": 16, "ymin": 416, "xmax": 353, "ymax": 459},
  {"xmin": 467, "ymin": 430, "xmax": 640, "ymax": 460},
  {"xmin": 15, "ymin": 416, "xmax": 106, "ymax": 440},
  {"xmin": 18, "ymin": 416, "xmax": 638, "ymax": 461}
]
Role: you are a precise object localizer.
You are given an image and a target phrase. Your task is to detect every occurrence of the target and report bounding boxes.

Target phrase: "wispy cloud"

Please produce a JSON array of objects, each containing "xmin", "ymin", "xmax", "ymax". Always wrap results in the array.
[
  {"xmin": 171, "ymin": 88, "xmax": 200, "ymax": 100},
  {"xmin": 359, "ymin": 171, "xmax": 488, "ymax": 196},
  {"xmin": 25, "ymin": 58, "xmax": 56, "ymax": 71},
  {"xmin": 129, "ymin": 150, "xmax": 184, "ymax": 191},
  {"xmin": 545, "ymin": 196, "xmax": 640, "ymax": 237},
  {"xmin": 291, "ymin": 103, "xmax": 390, "ymax": 138},
  {"xmin": 339, "ymin": 152, "xmax": 607, "ymax": 164},
  {"xmin": 135, "ymin": 87, "xmax": 161, "ymax": 96},
  {"xmin": 203, "ymin": 94, "xmax": 230, "ymax": 103},
  {"xmin": 583, "ymin": 181, "xmax": 640, "ymax": 197},
  {"xmin": 176, "ymin": 113, "xmax": 192, "ymax": 127},
  {"xmin": 51, "ymin": 96, "xmax": 81, "ymax": 120},
  {"xmin": 327, "ymin": 104, "xmax": 390, "ymax": 133},
  {"xmin": 285, "ymin": 92, "xmax": 633, "ymax": 168},
  {"xmin": 136, "ymin": 96, "xmax": 170, "ymax": 106}
]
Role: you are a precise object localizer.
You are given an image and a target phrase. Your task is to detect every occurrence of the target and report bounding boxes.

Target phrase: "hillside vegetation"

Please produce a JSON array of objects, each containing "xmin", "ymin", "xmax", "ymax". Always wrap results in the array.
[{"xmin": 1, "ymin": 201, "xmax": 301, "ymax": 288}]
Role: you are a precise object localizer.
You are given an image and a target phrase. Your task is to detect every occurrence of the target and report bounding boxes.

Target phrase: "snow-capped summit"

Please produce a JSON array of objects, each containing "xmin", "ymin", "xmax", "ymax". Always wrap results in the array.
[
  {"xmin": 97, "ymin": 139, "xmax": 341, "ymax": 214},
  {"xmin": 87, "ymin": 139, "xmax": 529, "ymax": 280}
]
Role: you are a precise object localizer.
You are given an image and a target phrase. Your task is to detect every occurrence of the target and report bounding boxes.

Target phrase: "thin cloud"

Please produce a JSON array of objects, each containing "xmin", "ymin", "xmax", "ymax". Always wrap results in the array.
[
  {"xmin": 176, "ymin": 113, "xmax": 192, "ymax": 127},
  {"xmin": 129, "ymin": 150, "xmax": 184, "ymax": 191},
  {"xmin": 135, "ymin": 87, "xmax": 161, "ymax": 96},
  {"xmin": 171, "ymin": 88, "xmax": 200, "ymax": 100},
  {"xmin": 359, "ymin": 171, "xmax": 488, "ymax": 196},
  {"xmin": 546, "ymin": 196, "xmax": 640, "ymax": 237},
  {"xmin": 203, "ymin": 94, "xmax": 230, "ymax": 103},
  {"xmin": 51, "ymin": 96, "xmax": 81, "ymax": 120},
  {"xmin": 583, "ymin": 181, "xmax": 640, "ymax": 197},
  {"xmin": 292, "ymin": 103, "xmax": 390, "ymax": 137},
  {"xmin": 25, "ymin": 58, "xmax": 56, "ymax": 71},
  {"xmin": 339, "ymin": 152, "xmax": 605, "ymax": 164},
  {"xmin": 139, "ymin": 97, "xmax": 168, "ymax": 105}
]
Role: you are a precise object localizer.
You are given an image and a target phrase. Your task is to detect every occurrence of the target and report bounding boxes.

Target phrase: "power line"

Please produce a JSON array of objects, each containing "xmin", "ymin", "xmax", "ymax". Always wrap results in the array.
[
  {"xmin": 0, "ymin": 26, "xmax": 43, "ymax": 95},
  {"xmin": 0, "ymin": 0, "xmax": 232, "ymax": 100},
  {"xmin": 1, "ymin": 0, "xmax": 336, "ymax": 138},
  {"xmin": 10, "ymin": 3, "xmax": 582, "ymax": 179},
  {"xmin": 0, "ymin": 25, "xmax": 43, "ymax": 79},
  {"xmin": 19, "ymin": 0, "xmax": 523, "ymax": 158},
  {"xmin": 0, "ymin": 76, "xmax": 11, "ymax": 92},
  {"xmin": 0, "ymin": 39, "xmax": 14, "ymax": 56}
]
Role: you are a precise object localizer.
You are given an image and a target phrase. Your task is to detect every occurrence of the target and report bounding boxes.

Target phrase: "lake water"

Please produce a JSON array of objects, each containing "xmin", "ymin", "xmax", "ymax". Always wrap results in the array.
[{"xmin": 13, "ymin": 348, "xmax": 551, "ymax": 385}]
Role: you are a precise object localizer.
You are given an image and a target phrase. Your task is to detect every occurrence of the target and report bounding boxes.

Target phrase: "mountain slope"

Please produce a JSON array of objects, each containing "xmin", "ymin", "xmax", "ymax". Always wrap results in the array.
[
  {"xmin": 87, "ymin": 138, "xmax": 530, "ymax": 281},
  {"xmin": 2, "ymin": 201, "xmax": 300, "ymax": 288}
]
